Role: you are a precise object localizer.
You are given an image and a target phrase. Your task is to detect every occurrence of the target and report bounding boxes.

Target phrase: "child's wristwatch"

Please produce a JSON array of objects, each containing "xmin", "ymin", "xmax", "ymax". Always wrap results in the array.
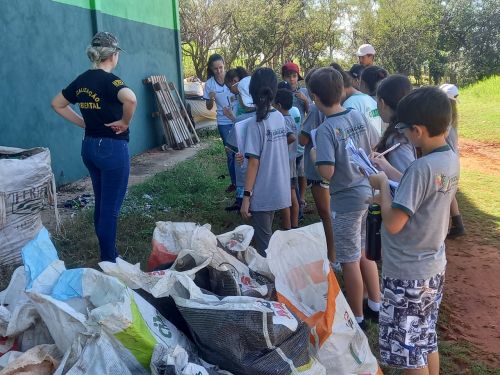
[{"xmin": 243, "ymin": 190, "xmax": 253, "ymax": 197}]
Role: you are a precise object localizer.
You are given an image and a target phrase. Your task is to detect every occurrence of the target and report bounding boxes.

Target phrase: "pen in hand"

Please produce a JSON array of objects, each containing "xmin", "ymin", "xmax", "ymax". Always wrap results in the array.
[{"xmin": 376, "ymin": 143, "xmax": 401, "ymax": 158}]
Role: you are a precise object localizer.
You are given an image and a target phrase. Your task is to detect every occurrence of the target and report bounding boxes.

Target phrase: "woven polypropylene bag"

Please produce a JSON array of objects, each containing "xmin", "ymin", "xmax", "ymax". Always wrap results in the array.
[
  {"xmin": 170, "ymin": 273, "xmax": 325, "ymax": 375},
  {"xmin": 0, "ymin": 147, "xmax": 58, "ymax": 266}
]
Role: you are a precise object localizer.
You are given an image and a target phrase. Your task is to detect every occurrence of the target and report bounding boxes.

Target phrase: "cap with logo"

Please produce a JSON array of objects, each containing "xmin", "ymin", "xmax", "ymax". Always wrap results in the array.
[
  {"xmin": 356, "ymin": 44, "xmax": 376, "ymax": 57},
  {"xmin": 348, "ymin": 64, "xmax": 364, "ymax": 79},
  {"xmin": 91, "ymin": 32, "xmax": 123, "ymax": 52},
  {"xmin": 277, "ymin": 81, "xmax": 293, "ymax": 91},
  {"xmin": 281, "ymin": 62, "xmax": 303, "ymax": 81},
  {"xmin": 439, "ymin": 84, "xmax": 459, "ymax": 101}
]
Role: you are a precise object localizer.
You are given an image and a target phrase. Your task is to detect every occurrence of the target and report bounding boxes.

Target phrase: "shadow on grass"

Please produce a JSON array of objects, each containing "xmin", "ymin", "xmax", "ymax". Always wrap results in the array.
[{"xmin": 455, "ymin": 190, "xmax": 499, "ymax": 249}]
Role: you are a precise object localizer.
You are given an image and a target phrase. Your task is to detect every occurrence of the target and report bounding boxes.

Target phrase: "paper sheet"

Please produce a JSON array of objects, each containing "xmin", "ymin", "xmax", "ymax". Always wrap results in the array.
[
  {"xmin": 234, "ymin": 117, "xmax": 253, "ymax": 155},
  {"xmin": 345, "ymin": 139, "xmax": 399, "ymax": 196},
  {"xmin": 310, "ymin": 128, "xmax": 318, "ymax": 149}
]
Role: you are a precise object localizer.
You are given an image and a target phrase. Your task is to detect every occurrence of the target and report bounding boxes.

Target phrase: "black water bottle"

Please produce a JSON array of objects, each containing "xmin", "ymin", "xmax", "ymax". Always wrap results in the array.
[{"xmin": 366, "ymin": 204, "xmax": 382, "ymax": 261}]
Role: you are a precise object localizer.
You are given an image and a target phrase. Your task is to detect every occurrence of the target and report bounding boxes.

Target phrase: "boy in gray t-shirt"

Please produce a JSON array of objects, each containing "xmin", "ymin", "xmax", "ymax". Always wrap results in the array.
[
  {"xmin": 300, "ymin": 104, "xmax": 336, "ymax": 261},
  {"xmin": 369, "ymin": 87, "xmax": 459, "ymax": 372},
  {"xmin": 309, "ymin": 67, "xmax": 381, "ymax": 330}
]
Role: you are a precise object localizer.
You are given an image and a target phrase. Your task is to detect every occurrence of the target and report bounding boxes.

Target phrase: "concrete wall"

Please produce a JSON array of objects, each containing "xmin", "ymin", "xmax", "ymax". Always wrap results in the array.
[{"xmin": 0, "ymin": 0, "xmax": 183, "ymax": 185}]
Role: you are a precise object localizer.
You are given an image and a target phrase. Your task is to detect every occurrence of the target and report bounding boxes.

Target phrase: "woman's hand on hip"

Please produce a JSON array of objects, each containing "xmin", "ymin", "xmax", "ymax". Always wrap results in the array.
[{"xmin": 105, "ymin": 119, "xmax": 129, "ymax": 134}]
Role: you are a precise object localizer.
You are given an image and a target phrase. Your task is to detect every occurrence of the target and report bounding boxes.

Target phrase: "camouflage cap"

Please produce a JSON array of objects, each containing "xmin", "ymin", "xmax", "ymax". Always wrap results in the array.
[{"xmin": 90, "ymin": 32, "xmax": 123, "ymax": 51}]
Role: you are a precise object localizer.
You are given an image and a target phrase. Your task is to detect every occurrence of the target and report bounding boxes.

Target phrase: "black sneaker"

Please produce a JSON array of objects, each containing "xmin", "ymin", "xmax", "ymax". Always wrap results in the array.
[
  {"xmin": 225, "ymin": 201, "xmax": 241, "ymax": 212},
  {"xmin": 225, "ymin": 184, "xmax": 236, "ymax": 193},
  {"xmin": 357, "ymin": 319, "xmax": 367, "ymax": 331},
  {"xmin": 447, "ymin": 225, "xmax": 466, "ymax": 239},
  {"xmin": 447, "ymin": 215, "xmax": 466, "ymax": 239},
  {"xmin": 363, "ymin": 300, "xmax": 380, "ymax": 322}
]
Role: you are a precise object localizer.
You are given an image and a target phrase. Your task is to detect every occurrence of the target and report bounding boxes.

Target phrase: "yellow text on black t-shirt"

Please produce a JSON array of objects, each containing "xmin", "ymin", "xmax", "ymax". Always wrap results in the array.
[{"xmin": 75, "ymin": 87, "xmax": 101, "ymax": 110}]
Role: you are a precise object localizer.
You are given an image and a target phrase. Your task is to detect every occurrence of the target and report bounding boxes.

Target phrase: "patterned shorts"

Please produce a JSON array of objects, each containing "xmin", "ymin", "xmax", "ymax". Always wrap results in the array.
[{"xmin": 379, "ymin": 272, "xmax": 445, "ymax": 369}]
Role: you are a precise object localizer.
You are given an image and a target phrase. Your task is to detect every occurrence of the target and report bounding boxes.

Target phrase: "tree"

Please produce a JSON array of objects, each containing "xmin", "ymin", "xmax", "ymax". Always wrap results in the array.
[
  {"xmin": 180, "ymin": 0, "xmax": 233, "ymax": 79},
  {"xmin": 224, "ymin": 0, "xmax": 303, "ymax": 72},
  {"xmin": 440, "ymin": 0, "xmax": 500, "ymax": 85},
  {"xmin": 287, "ymin": 0, "xmax": 343, "ymax": 72},
  {"xmin": 344, "ymin": 0, "xmax": 378, "ymax": 62},
  {"xmin": 371, "ymin": 0, "xmax": 443, "ymax": 82}
]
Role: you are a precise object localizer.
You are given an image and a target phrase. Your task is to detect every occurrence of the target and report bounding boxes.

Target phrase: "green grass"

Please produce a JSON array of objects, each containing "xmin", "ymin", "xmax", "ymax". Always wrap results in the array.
[
  {"xmin": 456, "ymin": 74, "xmax": 500, "ymax": 238},
  {"xmin": 457, "ymin": 169, "xmax": 500, "ymax": 238},
  {"xmin": 458, "ymin": 75, "xmax": 500, "ymax": 142},
  {"xmin": 54, "ymin": 137, "xmax": 245, "ymax": 269},
  {"xmin": 51, "ymin": 138, "xmax": 500, "ymax": 373}
]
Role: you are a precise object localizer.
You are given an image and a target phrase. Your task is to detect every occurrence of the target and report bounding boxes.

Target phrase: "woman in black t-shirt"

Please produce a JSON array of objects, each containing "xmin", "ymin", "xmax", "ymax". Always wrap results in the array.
[{"xmin": 51, "ymin": 32, "xmax": 137, "ymax": 262}]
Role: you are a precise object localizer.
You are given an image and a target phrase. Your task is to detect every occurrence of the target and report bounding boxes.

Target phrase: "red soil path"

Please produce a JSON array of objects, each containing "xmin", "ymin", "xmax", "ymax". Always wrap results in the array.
[{"xmin": 441, "ymin": 139, "xmax": 500, "ymax": 366}]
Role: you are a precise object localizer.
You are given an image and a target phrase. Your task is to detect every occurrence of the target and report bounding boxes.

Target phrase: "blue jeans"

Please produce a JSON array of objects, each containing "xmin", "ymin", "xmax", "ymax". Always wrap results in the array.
[
  {"xmin": 218, "ymin": 124, "xmax": 236, "ymax": 186},
  {"xmin": 81, "ymin": 137, "xmax": 130, "ymax": 262}
]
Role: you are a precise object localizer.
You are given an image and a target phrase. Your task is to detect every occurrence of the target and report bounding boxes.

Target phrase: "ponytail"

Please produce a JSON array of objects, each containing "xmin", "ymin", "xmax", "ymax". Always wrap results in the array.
[
  {"xmin": 255, "ymin": 87, "xmax": 274, "ymax": 122},
  {"xmin": 361, "ymin": 65, "xmax": 388, "ymax": 96},
  {"xmin": 86, "ymin": 45, "xmax": 116, "ymax": 69},
  {"xmin": 375, "ymin": 74, "xmax": 413, "ymax": 152},
  {"xmin": 249, "ymin": 68, "xmax": 278, "ymax": 122}
]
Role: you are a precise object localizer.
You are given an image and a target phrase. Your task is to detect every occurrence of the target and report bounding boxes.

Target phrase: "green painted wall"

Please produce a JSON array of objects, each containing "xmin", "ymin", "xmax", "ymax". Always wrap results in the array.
[
  {"xmin": 52, "ymin": 0, "xmax": 180, "ymax": 30},
  {"xmin": 0, "ymin": 0, "xmax": 183, "ymax": 185}
]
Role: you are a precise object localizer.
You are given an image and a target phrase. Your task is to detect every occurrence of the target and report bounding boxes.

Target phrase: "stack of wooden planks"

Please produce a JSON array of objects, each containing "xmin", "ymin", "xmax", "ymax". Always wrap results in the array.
[{"xmin": 144, "ymin": 75, "xmax": 200, "ymax": 150}]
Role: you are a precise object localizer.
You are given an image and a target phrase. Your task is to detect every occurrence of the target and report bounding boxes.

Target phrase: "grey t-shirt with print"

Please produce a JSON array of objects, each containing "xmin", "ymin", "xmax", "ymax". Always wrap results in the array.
[
  {"xmin": 384, "ymin": 132, "xmax": 417, "ymax": 173},
  {"xmin": 301, "ymin": 104, "xmax": 325, "ymax": 181},
  {"xmin": 382, "ymin": 145, "xmax": 459, "ymax": 280},
  {"xmin": 284, "ymin": 114, "xmax": 298, "ymax": 179},
  {"xmin": 245, "ymin": 110, "xmax": 291, "ymax": 211},
  {"xmin": 315, "ymin": 109, "xmax": 378, "ymax": 213}
]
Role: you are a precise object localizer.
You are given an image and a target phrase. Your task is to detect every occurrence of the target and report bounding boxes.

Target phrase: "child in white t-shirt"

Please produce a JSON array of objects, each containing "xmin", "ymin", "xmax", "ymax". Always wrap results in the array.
[
  {"xmin": 331, "ymin": 62, "xmax": 382, "ymax": 137},
  {"xmin": 203, "ymin": 54, "xmax": 236, "ymax": 192}
]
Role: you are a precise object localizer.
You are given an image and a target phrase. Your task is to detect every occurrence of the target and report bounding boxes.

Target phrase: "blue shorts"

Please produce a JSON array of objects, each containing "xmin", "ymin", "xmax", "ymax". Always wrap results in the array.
[{"xmin": 379, "ymin": 272, "xmax": 445, "ymax": 369}]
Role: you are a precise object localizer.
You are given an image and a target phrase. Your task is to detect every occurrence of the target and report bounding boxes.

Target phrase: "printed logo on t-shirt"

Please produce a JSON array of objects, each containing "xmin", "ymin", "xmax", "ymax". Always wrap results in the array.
[
  {"xmin": 112, "ymin": 79, "xmax": 125, "ymax": 87},
  {"xmin": 434, "ymin": 173, "xmax": 459, "ymax": 194},
  {"xmin": 75, "ymin": 87, "xmax": 101, "ymax": 109},
  {"xmin": 334, "ymin": 124, "xmax": 366, "ymax": 141},
  {"xmin": 266, "ymin": 127, "xmax": 287, "ymax": 142},
  {"xmin": 368, "ymin": 108, "xmax": 380, "ymax": 118}
]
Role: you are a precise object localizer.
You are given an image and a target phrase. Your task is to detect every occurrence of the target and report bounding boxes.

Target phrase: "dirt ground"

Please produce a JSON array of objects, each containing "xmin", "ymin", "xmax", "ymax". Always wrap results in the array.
[{"xmin": 441, "ymin": 139, "xmax": 500, "ymax": 366}]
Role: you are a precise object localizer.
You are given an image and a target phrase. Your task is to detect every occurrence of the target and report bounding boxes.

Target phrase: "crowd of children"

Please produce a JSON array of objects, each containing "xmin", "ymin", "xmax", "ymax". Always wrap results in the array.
[{"xmin": 204, "ymin": 45, "xmax": 464, "ymax": 374}]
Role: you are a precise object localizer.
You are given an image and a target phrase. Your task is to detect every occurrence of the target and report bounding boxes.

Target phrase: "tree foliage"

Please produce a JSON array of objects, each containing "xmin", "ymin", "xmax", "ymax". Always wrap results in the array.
[
  {"xmin": 373, "ymin": 0, "xmax": 443, "ymax": 82},
  {"xmin": 180, "ymin": 0, "xmax": 341, "ymax": 78},
  {"xmin": 180, "ymin": 0, "xmax": 232, "ymax": 79},
  {"xmin": 180, "ymin": 0, "xmax": 499, "ymax": 85},
  {"xmin": 439, "ymin": 0, "xmax": 500, "ymax": 85}
]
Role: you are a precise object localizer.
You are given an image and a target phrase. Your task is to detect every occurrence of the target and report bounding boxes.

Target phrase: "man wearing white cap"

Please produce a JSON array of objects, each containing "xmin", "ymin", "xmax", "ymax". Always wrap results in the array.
[{"xmin": 356, "ymin": 44, "xmax": 376, "ymax": 67}]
